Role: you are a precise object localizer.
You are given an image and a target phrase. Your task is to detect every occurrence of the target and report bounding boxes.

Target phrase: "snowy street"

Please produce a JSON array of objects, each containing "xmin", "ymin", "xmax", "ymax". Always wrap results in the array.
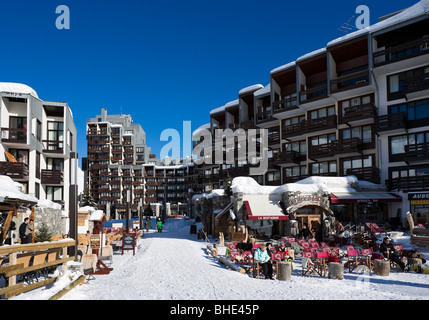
[{"xmin": 11, "ymin": 218, "xmax": 429, "ymax": 301}]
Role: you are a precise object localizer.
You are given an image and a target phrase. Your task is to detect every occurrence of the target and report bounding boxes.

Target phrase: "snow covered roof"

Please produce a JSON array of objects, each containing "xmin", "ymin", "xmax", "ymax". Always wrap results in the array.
[
  {"xmin": 224, "ymin": 99, "xmax": 239, "ymax": 109},
  {"xmin": 0, "ymin": 82, "xmax": 39, "ymax": 99},
  {"xmin": 296, "ymin": 48, "xmax": 327, "ymax": 62},
  {"xmin": 231, "ymin": 176, "xmax": 360, "ymax": 195},
  {"xmin": 239, "ymin": 84, "xmax": 264, "ymax": 96},
  {"xmin": 270, "ymin": 61, "xmax": 296, "ymax": 75},
  {"xmin": 254, "ymin": 84, "xmax": 271, "ymax": 97},
  {"xmin": 327, "ymin": 0, "xmax": 429, "ymax": 47},
  {"xmin": 210, "ymin": 105, "xmax": 225, "ymax": 116},
  {"xmin": 37, "ymin": 199, "xmax": 62, "ymax": 210},
  {"xmin": 0, "ymin": 176, "xmax": 38, "ymax": 204}
]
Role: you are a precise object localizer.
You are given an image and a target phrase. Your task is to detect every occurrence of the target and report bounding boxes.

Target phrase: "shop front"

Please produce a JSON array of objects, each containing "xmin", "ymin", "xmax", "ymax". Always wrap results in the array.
[{"xmin": 408, "ymin": 192, "xmax": 429, "ymax": 226}]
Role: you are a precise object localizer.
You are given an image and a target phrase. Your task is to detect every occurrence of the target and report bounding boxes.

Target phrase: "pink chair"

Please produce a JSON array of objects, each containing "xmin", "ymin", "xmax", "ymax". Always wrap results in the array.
[
  {"xmin": 347, "ymin": 250, "xmax": 360, "ymax": 272},
  {"xmin": 310, "ymin": 242, "xmax": 320, "ymax": 249},
  {"xmin": 320, "ymin": 242, "xmax": 329, "ymax": 249},
  {"xmin": 345, "ymin": 245, "xmax": 355, "ymax": 251}
]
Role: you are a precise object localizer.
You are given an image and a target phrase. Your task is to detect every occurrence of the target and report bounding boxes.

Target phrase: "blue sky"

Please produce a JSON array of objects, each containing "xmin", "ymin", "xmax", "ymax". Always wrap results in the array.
[{"xmin": 0, "ymin": 0, "xmax": 418, "ymax": 165}]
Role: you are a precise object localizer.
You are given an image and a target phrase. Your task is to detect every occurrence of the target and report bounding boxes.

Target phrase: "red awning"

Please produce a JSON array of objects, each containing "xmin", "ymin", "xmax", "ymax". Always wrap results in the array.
[
  {"xmin": 330, "ymin": 192, "xmax": 402, "ymax": 204},
  {"xmin": 244, "ymin": 195, "xmax": 289, "ymax": 221}
]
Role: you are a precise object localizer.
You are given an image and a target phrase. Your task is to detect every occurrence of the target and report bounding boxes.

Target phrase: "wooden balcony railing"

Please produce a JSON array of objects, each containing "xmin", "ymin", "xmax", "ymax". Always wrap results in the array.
[
  {"xmin": 1, "ymin": 128, "xmax": 27, "ymax": 143},
  {"xmin": 375, "ymin": 112, "xmax": 407, "ymax": 133},
  {"xmin": 345, "ymin": 167, "xmax": 380, "ymax": 184},
  {"xmin": 386, "ymin": 175, "xmax": 429, "ymax": 192},
  {"xmin": 271, "ymin": 150, "xmax": 304, "ymax": 165},
  {"xmin": 41, "ymin": 170, "xmax": 63, "ymax": 185},
  {"xmin": 0, "ymin": 162, "xmax": 29, "ymax": 181},
  {"xmin": 283, "ymin": 115, "xmax": 337, "ymax": 138},
  {"xmin": 342, "ymin": 103, "xmax": 377, "ymax": 123},
  {"xmin": 309, "ymin": 138, "xmax": 362, "ymax": 159},
  {"xmin": 404, "ymin": 143, "xmax": 429, "ymax": 163},
  {"xmin": 272, "ymin": 96, "xmax": 299, "ymax": 113},
  {"xmin": 373, "ymin": 36, "xmax": 429, "ymax": 67},
  {"xmin": 330, "ymin": 69, "xmax": 369, "ymax": 93},
  {"xmin": 299, "ymin": 84, "xmax": 328, "ymax": 103}
]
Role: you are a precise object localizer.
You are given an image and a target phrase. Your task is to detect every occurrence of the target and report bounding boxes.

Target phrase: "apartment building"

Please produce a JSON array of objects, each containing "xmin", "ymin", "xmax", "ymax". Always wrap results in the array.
[
  {"xmin": 194, "ymin": 0, "xmax": 429, "ymax": 226},
  {"xmin": 0, "ymin": 82, "xmax": 77, "ymax": 214},
  {"xmin": 86, "ymin": 109, "xmax": 196, "ymax": 217}
]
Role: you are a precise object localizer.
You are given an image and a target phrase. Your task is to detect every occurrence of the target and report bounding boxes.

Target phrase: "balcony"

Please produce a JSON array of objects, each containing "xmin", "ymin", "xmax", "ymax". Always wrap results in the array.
[
  {"xmin": 1, "ymin": 128, "xmax": 27, "ymax": 143},
  {"xmin": 272, "ymin": 96, "xmax": 299, "ymax": 113},
  {"xmin": 308, "ymin": 138, "xmax": 362, "ymax": 160},
  {"xmin": 256, "ymin": 111, "xmax": 274, "ymax": 123},
  {"xmin": 345, "ymin": 167, "xmax": 380, "ymax": 184},
  {"xmin": 386, "ymin": 175, "xmax": 429, "ymax": 192},
  {"xmin": 342, "ymin": 103, "xmax": 377, "ymax": 124},
  {"xmin": 373, "ymin": 36, "xmax": 429, "ymax": 67},
  {"xmin": 0, "ymin": 162, "xmax": 29, "ymax": 181},
  {"xmin": 283, "ymin": 115, "xmax": 337, "ymax": 138},
  {"xmin": 330, "ymin": 69, "xmax": 369, "ymax": 93},
  {"xmin": 299, "ymin": 84, "xmax": 328, "ymax": 104},
  {"xmin": 404, "ymin": 143, "xmax": 429, "ymax": 163},
  {"xmin": 268, "ymin": 132, "xmax": 280, "ymax": 145},
  {"xmin": 375, "ymin": 112, "xmax": 407, "ymax": 133},
  {"xmin": 271, "ymin": 150, "xmax": 304, "ymax": 166},
  {"xmin": 41, "ymin": 170, "xmax": 63, "ymax": 185}
]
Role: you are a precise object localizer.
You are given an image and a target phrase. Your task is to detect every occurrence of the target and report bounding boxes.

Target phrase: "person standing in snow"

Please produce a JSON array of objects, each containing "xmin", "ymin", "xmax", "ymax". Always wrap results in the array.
[
  {"xmin": 300, "ymin": 223, "xmax": 313, "ymax": 240},
  {"xmin": 145, "ymin": 218, "xmax": 152, "ymax": 232},
  {"xmin": 19, "ymin": 217, "xmax": 29, "ymax": 244},
  {"xmin": 254, "ymin": 244, "xmax": 273, "ymax": 279},
  {"xmin": 25, "ymin": 219, "xmax": 34, "ymax": 244},
  {"xmin": 156, "ymin": 220, "xmax": 163, "ymax": 233}
]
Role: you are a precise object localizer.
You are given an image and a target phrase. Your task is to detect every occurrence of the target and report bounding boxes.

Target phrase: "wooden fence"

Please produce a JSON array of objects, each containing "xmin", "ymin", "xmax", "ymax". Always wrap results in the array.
[{"xmin": 0, "ymin": 239, "xmax": 75, "ymax": 299}]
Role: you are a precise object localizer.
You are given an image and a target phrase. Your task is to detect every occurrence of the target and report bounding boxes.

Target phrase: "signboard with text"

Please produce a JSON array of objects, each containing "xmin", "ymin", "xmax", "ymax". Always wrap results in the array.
[{"xmin": 122, "ymin": 232, "xmax": 136, "ymax": 256}]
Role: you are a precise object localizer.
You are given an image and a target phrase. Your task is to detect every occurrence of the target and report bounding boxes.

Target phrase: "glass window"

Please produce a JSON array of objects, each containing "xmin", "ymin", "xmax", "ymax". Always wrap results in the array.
[
  {"xmin": 389, "ymin": 75, "xmax": 399, "ymax": 93},
  {"xmin": 391, "ymin": 135, "xmax": 407, "ymax": 154}
]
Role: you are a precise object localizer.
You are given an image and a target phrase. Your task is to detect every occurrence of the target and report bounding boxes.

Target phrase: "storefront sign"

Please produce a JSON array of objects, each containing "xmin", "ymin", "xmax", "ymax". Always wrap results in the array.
[
  {"xmin": 411, "ymin": 200, "xmax": 429, "ymax": 205},
  {"xmin": 90, "ymin": 234, "xmax": 101, "ymax": 249},
  {"xmin": 408, "ymin": 193, "xmax": 429, "ymax": 200}
]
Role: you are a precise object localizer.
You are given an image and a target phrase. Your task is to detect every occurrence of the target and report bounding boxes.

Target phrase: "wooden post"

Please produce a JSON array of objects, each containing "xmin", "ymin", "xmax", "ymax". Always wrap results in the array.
[
  {"xmin": 374, "ymin": 259, "xmax": 390, "ymax": 276},
  {"xmin": 328, "ymin": 262, "xmax": 344, "ymax": 280},
  {"xmin": 277, "ymin": 262, "xmax": 292, "ymax": 281}
]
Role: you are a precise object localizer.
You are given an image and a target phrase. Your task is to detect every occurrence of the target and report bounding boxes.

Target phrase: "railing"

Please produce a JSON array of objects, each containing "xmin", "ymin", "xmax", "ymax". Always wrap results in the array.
[
  {"xmin": 268, "ymin": 132, "xmax": 280, "ymax": 145},
  {"xmin": 0, "ymin": 240, "xmax": 76, "ymax": 299},
  {"xmin": 43, "ymin": 140, "xmax": 63, "ymax": 153},
  {"xmin": 272, "ymin": 96, "xmax": 298, "ymax": 112},
  {"xmin": 345, "ymin": 167, "xmax": 380, "ymax": 184},
  {"xmin": 299, "ymin": 84, "xmax": 328, "ymax": 103},
  {"xmin": 1, "ymin": 128, "xmax": 27, "ymax": 143},
  {"xmin": 375, "ymin": 112, "xmax": 407, "ymax": 133},
  {"xmin": 308, "ymin": 138, "xmax": 362, "ymax": 159},
  {"xmin": 256, "ymin": 111, "xmax": 273, "ymax": 122},
  {"xmin": 404, "ymin": 143, "xmax": 429, "ymax": 162},
  {"xmin": 386, "ymin": 175, "xmax": 429, "ymax": 192},
  {"xmin": 283, "ymin": 115, "xmax": 337, "ymax": 138},
  {"xmin": 342, "ymin": 103, "xmax": 376, "ymax": 123},
  {"xmin": 271, "ymin": 150, "xmax": 304, "ymax": 165},
  {"xmin": 41, "ymin": 170, "xmax": 64, "ymax": 185},
  {"xmin": 0, "ymin": 162, "xmax": 29, "ymax": 181},
  {"xmin": 330, "ymin": 69, "xmax": 369, "ymax": 93},
  {"xmin": 373, "ymin": 37, "xmax": 429, "ymax": 67}
]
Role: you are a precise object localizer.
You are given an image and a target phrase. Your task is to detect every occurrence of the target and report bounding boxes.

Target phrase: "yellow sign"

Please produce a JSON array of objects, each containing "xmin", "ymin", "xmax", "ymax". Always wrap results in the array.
[{"xmin": 411, "ymin": 200, "xmax": 429, "ymax": 205}]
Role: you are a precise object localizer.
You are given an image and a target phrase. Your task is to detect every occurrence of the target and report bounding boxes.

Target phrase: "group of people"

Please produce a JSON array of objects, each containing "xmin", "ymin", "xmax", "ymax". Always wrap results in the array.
[
  {"xmin": 253, "ymin": 242, "xmax": 293, "ymax": 280},
  {"xmin": 144, "ymin": 217, "xmax": 163, "ymax": 233},
  {"xmin": 19, "ymin": 217, "xmax": 34, "ymax": 244}
]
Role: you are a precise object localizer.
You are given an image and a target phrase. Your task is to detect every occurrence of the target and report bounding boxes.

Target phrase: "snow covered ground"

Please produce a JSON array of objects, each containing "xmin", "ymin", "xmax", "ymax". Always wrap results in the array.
[{"xmin": 10, "ymin": 218, "xmax": 429, "ymax": 301}]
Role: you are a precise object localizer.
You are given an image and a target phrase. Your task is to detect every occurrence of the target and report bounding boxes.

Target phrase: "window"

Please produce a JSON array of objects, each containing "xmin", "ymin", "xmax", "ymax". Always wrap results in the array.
[
  {"xmin": 341, "ymin": 155, "xmax": 373, "ymax": 175},
  {"xmin": 284, "ymin": 115, "xmax": 305, "ymax": 127},
  {"xmin": 267, "ymin": 171, "xmax": 280, "ymax": 182},
  {"xmin": 310, "ymin": 106, "xmax": 335, "ymax": 120},
  {"xmin": 8, "ymin": 117, "xmax": 27, "ymax": 141},
  {"xmin": 285, "ymin": 166, "xmax": 307, "ymax": 178},
  {"xmin": 387, "ymin": 65, "xmax": 429, "ymax": 100},
  {"xmin": 311, "ymin": 133, "xmax": 336, "ymax": 146},
  {"xmin": 341, "ymin": 125, "xmax": 373, "ymax": 144},
  {"xmin": 389, "ymin": 97, "xmax": 429, "ymax": 122},
  {"xmin": 311, "ymin": 161, "xmax": 337, "ymax": 175},
  {"xmin": 46, "ymin": 186, "xmax": 63, "ymax": 201},
  {"xmin": 8, "ymin": 149, "xmax": 29, "ymax": 164},
  {"xmin": 389, "ymin": 131, "xmax": 429, "ymax": 160},
  {"xmin": 46, "ymin": 122, "xmax": 64, "ymax": 151},
  {"xmin": 284, "ymin": 140, "xmax": 307, "ymax": 156},
  {"xmin": 47, "ymin": 158, "xmax": 63, "ymax": 171}
]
